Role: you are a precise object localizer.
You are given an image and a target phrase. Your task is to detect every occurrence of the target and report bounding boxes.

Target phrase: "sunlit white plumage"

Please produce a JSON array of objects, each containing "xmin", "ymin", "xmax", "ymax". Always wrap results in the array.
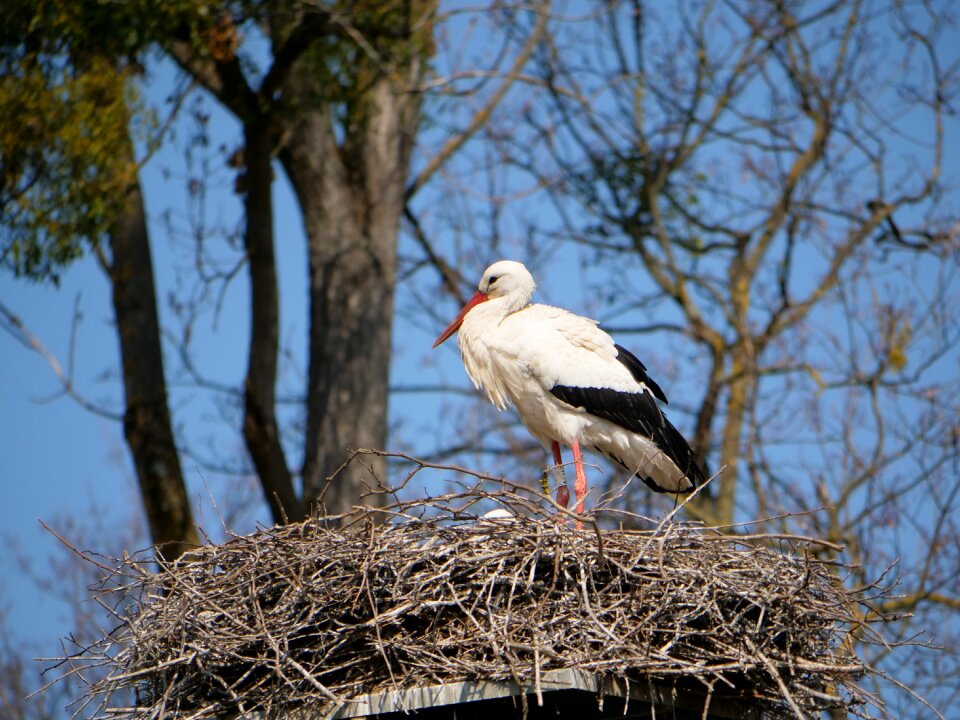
[{"xmin": 433, "ymin": 260, "xmax": 705, "ymax": 514}]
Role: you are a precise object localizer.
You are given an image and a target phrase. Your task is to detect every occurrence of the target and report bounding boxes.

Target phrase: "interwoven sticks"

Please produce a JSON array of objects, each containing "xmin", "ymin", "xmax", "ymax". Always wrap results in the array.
[{"xmin": 66, "ymin": 493, "xmax": 880, "ymax": 719}]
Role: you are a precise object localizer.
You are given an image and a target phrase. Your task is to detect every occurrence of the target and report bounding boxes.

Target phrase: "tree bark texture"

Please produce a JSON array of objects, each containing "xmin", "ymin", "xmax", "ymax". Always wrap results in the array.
[
  {"xmin": 109, "ymin": 136, "xmax": 199, "ymax": 562},
  {"xmin": 241, "ymin": 118, "xmax": 305, "ymax": 523},
  {"xmin": 282, "ymin": 60, "xmax": 426, "ymax": 516}
]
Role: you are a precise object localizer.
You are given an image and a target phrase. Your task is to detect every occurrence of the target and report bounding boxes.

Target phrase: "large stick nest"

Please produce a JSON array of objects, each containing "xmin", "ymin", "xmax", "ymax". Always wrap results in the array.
[{"xmin": 63, "ymin": 479, "xmax": 888, "ymax": 720}]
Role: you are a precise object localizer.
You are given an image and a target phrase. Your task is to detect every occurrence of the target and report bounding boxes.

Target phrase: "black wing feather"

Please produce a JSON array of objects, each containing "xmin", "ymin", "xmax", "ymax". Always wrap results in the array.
[
  {"xmin": 550, "ymin": 385, "xmax": 663, "ymax": 437},
  {"xmin": 549, "ymin": 384, "xmax": 705, "ymax": 491},
  {"xmin": 613, "ymin": 344, "xmax": 668, "ymax": 404}
]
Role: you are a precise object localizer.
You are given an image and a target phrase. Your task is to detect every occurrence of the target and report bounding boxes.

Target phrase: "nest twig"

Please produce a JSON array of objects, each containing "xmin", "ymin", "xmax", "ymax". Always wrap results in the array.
[{"xmin": 53, "ymin": 457, "xmax": 898, "ymax": 719}]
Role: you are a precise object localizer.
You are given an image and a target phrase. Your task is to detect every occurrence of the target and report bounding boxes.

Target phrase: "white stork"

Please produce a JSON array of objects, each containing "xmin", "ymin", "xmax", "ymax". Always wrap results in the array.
[{"xmin": 433, "ymin": 260, "xmax": 705, "ymax": 515}]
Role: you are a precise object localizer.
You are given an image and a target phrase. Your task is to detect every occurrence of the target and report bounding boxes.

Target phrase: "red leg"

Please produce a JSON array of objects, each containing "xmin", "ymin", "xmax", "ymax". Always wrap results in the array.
[
  {"xmin": 571, "ymin": 440, "xmax": 588, "ymax": 518},
  {"xmin": 552, "ymin": 441, "xmax": 569, "ymax": 508}
]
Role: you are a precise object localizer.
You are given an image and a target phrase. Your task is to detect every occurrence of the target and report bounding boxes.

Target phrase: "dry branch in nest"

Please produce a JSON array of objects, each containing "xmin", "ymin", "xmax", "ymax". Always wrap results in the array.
[{"xmin": 56, "ymin": 453, "xmax": 895, "ymax": 719}]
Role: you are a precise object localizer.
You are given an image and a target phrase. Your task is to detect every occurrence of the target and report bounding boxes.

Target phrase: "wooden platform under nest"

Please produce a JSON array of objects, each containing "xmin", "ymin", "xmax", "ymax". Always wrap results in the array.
[{"xmin": 61, "ymin": 489, "xmax": 887, "ymax": 719}]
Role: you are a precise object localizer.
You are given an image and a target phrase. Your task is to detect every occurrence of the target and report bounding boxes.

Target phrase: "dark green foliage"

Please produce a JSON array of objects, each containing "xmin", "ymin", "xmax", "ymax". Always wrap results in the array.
[{"xmin": 0, "ymin": 1, "xmax": 145, "ymax": 282}]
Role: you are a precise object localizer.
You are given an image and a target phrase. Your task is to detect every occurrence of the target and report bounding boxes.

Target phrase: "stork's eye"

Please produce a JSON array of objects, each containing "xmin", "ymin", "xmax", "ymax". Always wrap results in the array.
[{"xmin": 488, "ymin": 275, "xmax": 499, "ymax": 284}]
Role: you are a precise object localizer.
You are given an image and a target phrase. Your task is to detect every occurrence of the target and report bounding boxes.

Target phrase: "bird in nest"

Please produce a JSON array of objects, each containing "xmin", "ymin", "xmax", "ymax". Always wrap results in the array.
[{"xmin": 433, "ymin": 260, "xmax": 706, "ymax": 516}]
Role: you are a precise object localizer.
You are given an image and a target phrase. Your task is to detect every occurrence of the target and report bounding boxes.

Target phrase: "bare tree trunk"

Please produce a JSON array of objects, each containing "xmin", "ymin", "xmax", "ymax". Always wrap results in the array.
[
  {"xmin": 283, "ymin": 75, "xmax": 423, "ymax": 516},
  {"xmin": 109, "ymin": 135, "xmax": 199, "ymax": 562},
  {"xmin": 240, "ymin": 118, "xmax": 305, "ymax": 523},
  {"xmin": 166, "ymin": 0, "xmax": 434, "ymax": 521},
  {"xmin": 716, "ymin": 344, "xmax": 748, "ymax": 525},
  {"xmin": 690, "ymin": 348, "xmax": 722, "ymax": 475},
  {"xmin": 714, "ymin": 259, "xmax": 753, "ymax": 525}
]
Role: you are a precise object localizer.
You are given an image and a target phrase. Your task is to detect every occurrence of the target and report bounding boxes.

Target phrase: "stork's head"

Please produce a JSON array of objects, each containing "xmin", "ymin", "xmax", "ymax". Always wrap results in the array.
[
  {"xmin": 432, "ymin": 260, "xmax": 536, "ymax": 348},
  {"xmin": 478, "ymin": 260, "xmax": 536, "ymax": 301}
]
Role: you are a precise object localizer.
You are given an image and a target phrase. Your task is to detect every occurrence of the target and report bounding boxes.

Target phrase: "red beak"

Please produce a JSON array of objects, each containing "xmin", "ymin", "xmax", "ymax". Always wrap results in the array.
[{"xmin": 432, "ymin": 291, "xmax": 489, "ymax": 348}]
